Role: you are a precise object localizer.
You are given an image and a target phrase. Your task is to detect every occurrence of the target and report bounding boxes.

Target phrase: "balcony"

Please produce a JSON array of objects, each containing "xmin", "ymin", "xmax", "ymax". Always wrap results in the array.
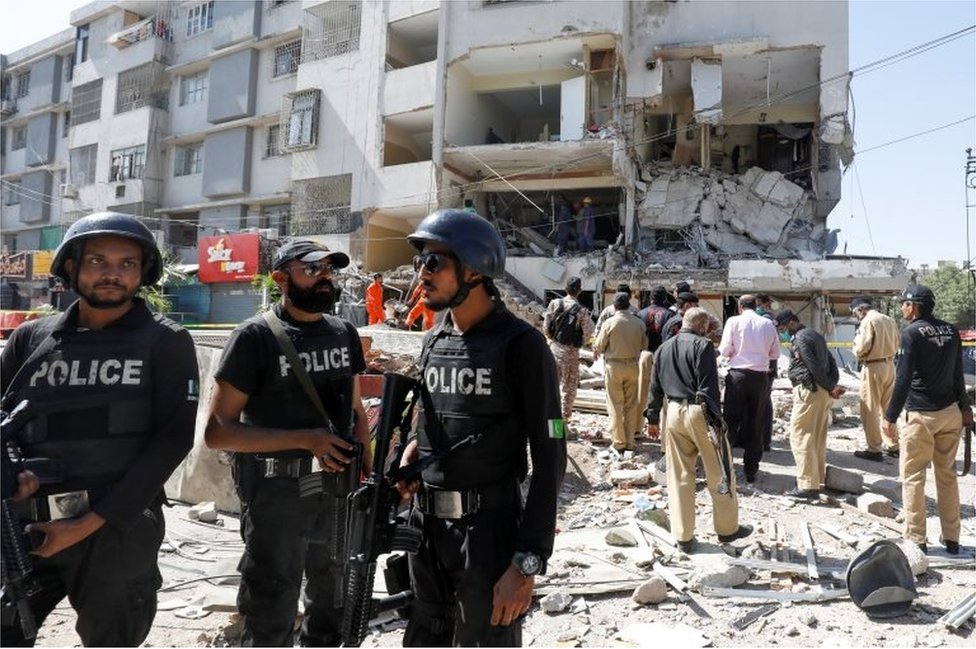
[
  {"xmin": 377, "ymin": 160, "xmax": 436, "ymax": 209},
  {"xmin": 384, "ymin": 60, "xmax": 436, "ymax": 116}
]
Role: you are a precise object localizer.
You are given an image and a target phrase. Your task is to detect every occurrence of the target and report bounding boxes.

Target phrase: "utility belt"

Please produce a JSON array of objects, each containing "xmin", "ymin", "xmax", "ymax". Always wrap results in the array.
[
  {"xmin": 667, "ymin": 397, "xmax": 699, "ymax": 407},
  {"xmin": 605, "ymin": 357, "xmax": 639, "ymax": 364},
  {"xmin": 238, "ymin": 454, "xmax": 350, "ymax": 498},
  {"xmin": 863, "ymin": 357, "xmax": 892, "ymax": 364},
  {"xmin": 416, "ymin": 480, "xmax": 519, "ymax": 520},
  {"xmin": 18, "ymin": 485, "xmax": 112, "ymax": 524}
]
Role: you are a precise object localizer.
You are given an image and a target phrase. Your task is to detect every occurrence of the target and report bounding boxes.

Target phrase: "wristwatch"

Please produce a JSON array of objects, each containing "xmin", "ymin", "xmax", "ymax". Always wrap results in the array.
[{"xmin": 512, "ymin": 551, "xmax": 543, "ymax": 577}]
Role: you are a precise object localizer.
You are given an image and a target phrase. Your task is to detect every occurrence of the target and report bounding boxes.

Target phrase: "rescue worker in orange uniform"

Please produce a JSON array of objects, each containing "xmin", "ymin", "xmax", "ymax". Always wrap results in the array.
[
  {"xmin": 365, "ymin": 272, "xmax": 385, "ymax": 325},
  {"xmin": 405, "ymin": 281, "xmax": 436, "ymax": 330}
]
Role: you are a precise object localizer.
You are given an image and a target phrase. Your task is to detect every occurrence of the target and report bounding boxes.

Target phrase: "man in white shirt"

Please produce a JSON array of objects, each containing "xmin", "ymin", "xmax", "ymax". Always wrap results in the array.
[{"xmin": 719, "ymin": 294, "xmax": 780, "ymax": 483}]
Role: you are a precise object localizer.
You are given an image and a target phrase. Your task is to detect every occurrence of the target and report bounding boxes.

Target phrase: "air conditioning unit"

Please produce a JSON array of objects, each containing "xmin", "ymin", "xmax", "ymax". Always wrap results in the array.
[
  {"xmin": 60, "ymin": 183, "xmax": 78, "ymax": 199},
  {"xmin": 0, "ymin": 99, "xmax": 15, "ymax": 116}
]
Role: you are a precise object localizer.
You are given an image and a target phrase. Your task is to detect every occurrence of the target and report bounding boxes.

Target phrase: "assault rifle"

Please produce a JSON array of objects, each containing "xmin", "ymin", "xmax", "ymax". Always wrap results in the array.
[
  {"xmin": 1, "ymin": 401, "xmax": 40, "ymax": 639},
  {"xmin": 696, "ymin": 391, "xmax": 733, "ymax": 495},
  {"xmin": 960, "ymin": 421, "xmax": 973, "ymax": 477},
  {"xmin": 340, "ymin": 373, "xmax": 481, "ymax": 646}
]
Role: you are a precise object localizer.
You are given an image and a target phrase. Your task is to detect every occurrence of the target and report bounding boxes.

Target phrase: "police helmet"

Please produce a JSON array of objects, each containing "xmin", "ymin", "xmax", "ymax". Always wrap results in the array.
[
  {"xmin": 51, "ymin": 212, "xmax": 163, "ymax": 287},
  {"xmin": 407, "ymin": 209, "xmax": 506, "ymax": 278},
  {"xmin": 846, "ymin": 539, "xmax": 917, "ymax": 618},
  {"xmin": 899, "ymin": 284, "xmax": 935, "ymax": 306}
]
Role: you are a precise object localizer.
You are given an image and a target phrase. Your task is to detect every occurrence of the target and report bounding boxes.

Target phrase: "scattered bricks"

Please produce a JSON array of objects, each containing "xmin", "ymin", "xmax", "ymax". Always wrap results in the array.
[
  {"xmin": 824, "ymin": 465, "xmax": 863, "ymax": 494},
  {"xmin": 188, "ymin": 501, "xmax": 218, "ymax": 523},
  {"xmin": 857, "ymin": 493, "xmax": 895, "ymax": 518},
  {"xmin": 605, "ymin": 528, "xmax": 639, "ymax": 547},
  {"xmin": 632, "ymin": 576, "xmax": 668, "ymax": 605}
]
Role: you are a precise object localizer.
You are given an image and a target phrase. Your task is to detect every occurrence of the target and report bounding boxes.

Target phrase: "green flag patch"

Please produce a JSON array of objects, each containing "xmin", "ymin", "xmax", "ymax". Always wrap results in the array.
[{"xmin": 548, "ymin": 419, "xmax": 565, "ymax": 440}]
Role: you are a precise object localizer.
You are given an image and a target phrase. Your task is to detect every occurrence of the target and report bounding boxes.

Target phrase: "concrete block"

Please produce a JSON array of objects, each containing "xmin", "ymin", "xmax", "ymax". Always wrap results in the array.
[
  {"xmin": 752, "ymin": 170, "xmax": 783, "ymax": 200},
  {"xmin": 609, "ymin": 469, "xmax": 651, "ymax": 486},
  {"xmin": 893, "ymin": 538, "xmax": 928, "ymax": 576},
  {"xmin": 767, "ymin": 176, "xmax": 805, "ymax": 209},
  {"xmin": 540, "ymin": 591, "xmax": 573, "ymax": 613},
  {"xmin": 722, "ymin": 179, "xmax": 738, "ymax": 193},
  {"xmin": 868, "ymin": 478, "xmax": 902, "ymax": 503},
  {"xmin": 605, "ymin": 528, "xmax": 639, "ymax": 547},
  {"xmin": 751, "ymin": 201, "xmax": 792, "ymax": 244},
  {"xmin": 632, "ymin": 576, "xmax": 668, "ymax": 604},
  {"xmin": 705, "ymin": 228, "xmax": 763, "ymax": 255},
  {"xmin": 699, "ymin": 198, "xmax": 719, "ymax": 226},
  {"xmin": 188, "ymin": 501, "xmax": 218, "ymax": 523},
  {"xmin": 824, "ymin": 465, "xmax": 863, "ymax": 494},
  {"xmin": 688, "ymin": 561, "xmax": 751, "ymax": 591},
  {"xmin": 729, "ymin": 217, "xmax": 747, "ymax": 234},
  {"xmin": 739, "ymin": 166, "xmax": 764, "ymax": 190},
  {"xmin": 857, "ymin": 493, "xmax": 895, "ymax": 518}
]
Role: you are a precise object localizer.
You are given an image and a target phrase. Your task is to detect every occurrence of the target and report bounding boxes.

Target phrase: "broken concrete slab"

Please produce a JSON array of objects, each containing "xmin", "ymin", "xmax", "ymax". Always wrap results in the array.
[
  {"xmin": 632, "ymin": 576, "xmax": 669, "ymax": 605},
  {"xmin": 609, "ymin": 468, "xmax": 651, "ymax": 486},
  {"xmin": 824, "ymin": 465, "xmax": 863, "ymax": 494},
  {"xmin": 857, "ymin": 493, "xmax": 895, "ymax": 518},
  {"xmin": 605, "ymin": 528, "xmax": 639, "ymax": 547},
  {"xmin": 687, "ymin": 561, "xmax": 751, "ymax": 591},
  {"xmin": 540, "ymin": 591, "xmax": 573, "ymax": 613},
  {"xmin": 704, "ymin": 228, "xmax": 764, "ymax": 255}
]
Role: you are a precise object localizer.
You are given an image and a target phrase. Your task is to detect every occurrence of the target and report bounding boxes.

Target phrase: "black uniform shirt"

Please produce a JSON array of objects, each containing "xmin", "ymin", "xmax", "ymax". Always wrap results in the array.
[
  {"xmin": 420, "ymin": 303, "xmax": 566, "ymax": 559},
  {"xmin": 215, "ymin": 303, "xmax": 366, "ymax": 434},
  {"xmin": 0, "ymin": 298, "xmax": 198, "ymax": 530},
  {"xmin": 645, "ymin": 329, "xmax": 720, "ymax": 425},
  {"xmin": 886, "ymin": 316, "xmax": 970, "ymax": 420},
  {"xmin": 786, "ymin": 326, "xmax": 839, "ymax": 391}
]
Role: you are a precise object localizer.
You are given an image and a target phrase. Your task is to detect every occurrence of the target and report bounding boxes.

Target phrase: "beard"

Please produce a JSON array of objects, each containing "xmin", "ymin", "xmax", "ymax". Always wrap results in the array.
[
  {"xmin": 288, "ymin": 278, "xmax": 337, "ymax": 314},
  {"xmin": 421, "ymin": 282, "xmax": 452, "ymax": 312},
  {"xmin": 78, "ymin": 281, "xmax": 138, "ymax": 310}
]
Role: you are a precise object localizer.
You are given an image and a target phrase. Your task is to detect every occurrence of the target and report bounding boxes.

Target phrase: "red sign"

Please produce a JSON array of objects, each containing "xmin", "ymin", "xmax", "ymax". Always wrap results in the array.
[{"xmin": 197, "ymin": 234, "xmax": 260, "ymax": 283}]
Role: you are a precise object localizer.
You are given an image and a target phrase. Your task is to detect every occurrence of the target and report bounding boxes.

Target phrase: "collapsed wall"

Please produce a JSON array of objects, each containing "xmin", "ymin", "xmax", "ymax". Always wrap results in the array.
[{"xmin": 635, "ymin": 165, "xmax": 839, "ymax": 267}]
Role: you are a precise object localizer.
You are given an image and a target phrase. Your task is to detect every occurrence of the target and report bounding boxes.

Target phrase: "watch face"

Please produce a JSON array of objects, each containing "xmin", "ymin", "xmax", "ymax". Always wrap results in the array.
[{"xmin": 519, "ymin": 553, "xmax": 541, "ymax": 575}]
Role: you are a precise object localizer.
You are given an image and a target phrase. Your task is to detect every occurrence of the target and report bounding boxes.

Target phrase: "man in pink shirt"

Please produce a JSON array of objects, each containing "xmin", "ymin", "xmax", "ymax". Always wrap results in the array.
[{"xmin": 719, "ymin": 294, "xmax": 781, "ymax": 483}]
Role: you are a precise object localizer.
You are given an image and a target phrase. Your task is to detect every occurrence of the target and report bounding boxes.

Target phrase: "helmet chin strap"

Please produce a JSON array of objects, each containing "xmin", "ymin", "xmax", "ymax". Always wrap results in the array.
[{"xmin": 447, "ymin": 266, "xmax": 482, "ymax": 308}]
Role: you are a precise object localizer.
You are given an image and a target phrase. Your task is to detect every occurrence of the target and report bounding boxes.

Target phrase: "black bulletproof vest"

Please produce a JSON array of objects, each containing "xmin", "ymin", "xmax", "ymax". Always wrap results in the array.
[
  {"xmin": 240, "ymin": 314, "xmax": 356, "ymax": 459},
  {"xmin": 6, "ymin": 320, "xmax": 161, "ymax": 496},
  {"xmin": 418, "ymin": 312, "xmax": 531, "ymax": 489}
]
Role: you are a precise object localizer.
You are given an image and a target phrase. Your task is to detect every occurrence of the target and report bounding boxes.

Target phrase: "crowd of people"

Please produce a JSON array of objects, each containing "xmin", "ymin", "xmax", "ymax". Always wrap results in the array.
[{"xmin": 0, "ymin": 208, "xmax": 970, "ymax": 648}]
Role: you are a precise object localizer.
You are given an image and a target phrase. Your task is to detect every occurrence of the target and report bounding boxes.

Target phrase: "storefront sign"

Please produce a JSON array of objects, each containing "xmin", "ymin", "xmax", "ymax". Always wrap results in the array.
[
  {"xmin": 31, "ymin": 251, "xmax": 53, "ymax": 280},
  {"xmin": 197, "ymin": 234, "xmax": 260, "ymax": 283},
  {"xmin": 0, "ymin": 252, "xmax": 30, "ymax": 280}
]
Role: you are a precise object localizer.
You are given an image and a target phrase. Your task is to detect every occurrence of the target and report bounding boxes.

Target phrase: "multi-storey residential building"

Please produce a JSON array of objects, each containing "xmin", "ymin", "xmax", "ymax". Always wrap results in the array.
[{"xmin": 1, "ymin": 0, "xmax": 909, "ymax": 325}]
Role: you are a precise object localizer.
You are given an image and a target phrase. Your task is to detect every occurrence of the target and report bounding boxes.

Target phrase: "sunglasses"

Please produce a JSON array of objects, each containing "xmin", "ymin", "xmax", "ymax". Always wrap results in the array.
[
  {"xmin": 413, "ymin": 252, "xmax": 453, "ymax": 274},
  {"xmin": 286, "ymin": 261, "xmax": 335, "ymax": 277}
]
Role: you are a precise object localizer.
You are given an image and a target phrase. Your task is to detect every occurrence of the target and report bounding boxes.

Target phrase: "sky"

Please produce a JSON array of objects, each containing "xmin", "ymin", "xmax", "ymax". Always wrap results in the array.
[{"xmin": 1, "ymin": 0, "xmax": 974, "ymax": 270}]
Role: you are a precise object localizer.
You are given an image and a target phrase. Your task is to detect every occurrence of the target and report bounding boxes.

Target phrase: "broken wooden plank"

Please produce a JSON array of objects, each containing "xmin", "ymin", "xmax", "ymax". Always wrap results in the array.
[
  {"xmin": 652, "ymin": 561, "xmax": 689, "ymax": 593},
  {"xmin": 731, "ymin": 603, "xmax": 780, "ymax": 630},
  {"xmin": 799, "ymin": 521, "xmax": 819, "ymax": 580},
  {"xmin": 822, "ymin": 495, "xmax": 901, "ymax": 533},
  {"xmin": 700, "ymin": 586, "xmax": 849, "ymax": 602},
  {"xmin": 813, "ymin": 522, "xmax": 859, "ymax": 547}
]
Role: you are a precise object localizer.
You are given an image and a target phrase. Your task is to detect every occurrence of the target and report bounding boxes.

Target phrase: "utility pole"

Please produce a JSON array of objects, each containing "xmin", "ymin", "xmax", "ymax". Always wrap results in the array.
[{"xmin": 966, "ymin": 147, "xmax": 976, "ymax": 271}]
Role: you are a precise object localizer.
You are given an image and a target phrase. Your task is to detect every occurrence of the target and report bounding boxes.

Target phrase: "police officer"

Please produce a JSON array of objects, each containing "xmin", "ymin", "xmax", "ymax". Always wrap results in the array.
[
  {"xmin": 543, "ymin": 276, "xmax": 594, "ymax": 423},
  {"xmin": 0, "ymin": 212, "xmax": 199, "ymax": 646},
  {"xmin": 883, "ymin": 285, "xmax": 972, "ymax": 554},
  {"xmin": 397, "ymin": 209, "xmax": 566, "ymax": 646},
  {"xmin": 593, "ymin": 293, "xmax": 647, "ymax": 453},
  {"xmin": 204, "ymin": 240, "xmax": 370, "ymax": 646},
  {"xmin": 774, "ymin": 310, "xmax": 845, "ymax": 500},
  {"xmin": 850, "ymin": 296, "xmax": 901, "ymax": 461},
  {"xmin": 645, "ymin": 307, "xmax": 751, "ymax": 553}
]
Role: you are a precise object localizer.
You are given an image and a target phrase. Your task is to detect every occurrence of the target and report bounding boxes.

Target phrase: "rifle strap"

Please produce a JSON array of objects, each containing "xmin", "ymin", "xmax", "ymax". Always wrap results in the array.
[{"xmin": 262, "ymin": 310, "xmax": 335, "ymax": 433}]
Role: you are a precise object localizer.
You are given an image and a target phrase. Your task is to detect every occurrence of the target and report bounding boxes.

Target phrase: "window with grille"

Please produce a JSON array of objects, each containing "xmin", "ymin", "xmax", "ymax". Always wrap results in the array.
[
  {"xmin": 186, "ymin": 1, "xmax": 215, "ymax": 37},
  {"xmin": 11, "ymin": 127, "xmax": 27, "ymax": 151},
  {"xmin": 4, "ymin": 182, "xmax": 21, "ymax": 206},
  {"xmin": 71, "ymin": 79, "xmax": 103, "ymax": 125},
  {"xmin": 15, "ymin": 71, "xmax": 30, "ymax": 99},
  {"xmin": 273, "ymin": 40, "xmax": 301, "ymax": 77},
  {"xmin": 265, "ymin": 124, "xmax": 283, "ymax": 157},
  {"xmin": 109, "ymin": 145, "xmax": 146, "ymax": 181},
  {"xmin": 282, "ymin": 90, "xmax": 319, "ymax": 150},
  {"xmin": 179, "ymin": 70, "xmax": 208, "ymax": 105},
  {"xmin": 262, "ymin": 204, "xmax": 290, "ymax": 236},
  {"xmin": 70, "ymin": 144, "xmax": 98, "ymax": 186},
  {"xmin": 116, "ymin": 64, "xmax": 155, "ymax": 114},
  {"xmin": 302, "ymin": 1, "xmax": 361, "ymax": 62},
  {"xmin": 175, "ymin": 144, "xmax": 203, "ymax": 176}
]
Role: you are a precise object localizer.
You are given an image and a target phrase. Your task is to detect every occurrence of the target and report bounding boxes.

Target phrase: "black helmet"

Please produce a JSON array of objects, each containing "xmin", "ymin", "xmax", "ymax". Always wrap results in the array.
[
  {"xmin": 407, "ymin": 209, "xmax": 505, "ymax": 278},
  {"xmin": 899, "ymin": 284, "xmax": 935, "ymax": 306},
  {"xmin": 51, "ymin": 212, "xmax": 163, "ymax": 287},
  {"xmin": 846, "ymin": 539, "xmax": 917, "ymax": 618}
]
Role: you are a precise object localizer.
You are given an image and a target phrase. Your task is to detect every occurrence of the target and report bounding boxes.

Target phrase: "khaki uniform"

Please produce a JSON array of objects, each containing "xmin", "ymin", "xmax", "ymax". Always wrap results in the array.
[
  {"xmin": 594, "ymin": 310, "xmax": 646, "ymax": 450},
  {"xmin": 544, "ymin": 296, "xmax": 594, "ymax": 421},
  {"xmin": 665, "ymin": 401, "xmax": 739, "ymax": 542},
  {"xmin": 852, "ymin": 309, "xmax": 900, "ymax": 452},
  {"xmin": 899, "ymin": 404, "xmax": 962, "ymax": 544},
  {"xmin": 637, "ymin": 350, "xmax": 655, "ymax": 421},
  {"xmin": 788, "ymin": 385, "xmax": 833, "ymax": 490}
]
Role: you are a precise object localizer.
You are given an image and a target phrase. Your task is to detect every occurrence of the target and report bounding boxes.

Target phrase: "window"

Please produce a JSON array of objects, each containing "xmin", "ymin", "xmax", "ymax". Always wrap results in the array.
[
  {"xmin": 262, "ymin": 204, "xmax": 290, "ymax": 236},
  {"xmin": 11, "ymin": 126, "xmax": 27, "ymax": 151},
  {"xmin": 71, "ymin": 79, "xmax": 103, "ymax": 125},
  {"xmin": 186, "ymin": 1, "xmax": 215, "ymax": 37},
  {"xmin": 63, "ymin": 112, "xmax": 70, "ymax": 137},
  {"xmin": 65, "ymin": 54, "xmax": 74, "ymax": 82},
  {"xmin": 179, "ymin": 70, "xmax": 208, "ymax": 106},
  {"xmin": 273, "ymin": 40, "xmax": 301, "ymax": 77},
  {"xmin": 70, "ymin": 144, "xmax": 98, "ymax": 186},
  {"xmin": 3, "ymin": 181, "xmax": 21, "ymax": 206},
  {"xmin": 175, "ymin": 144, "xmax": 203, "ymax": 176},
  {"xmin": 116, "ymin": 64, "xmax": 155, "ymax": 114},
  {"xmin": 15, "ymin": 71, "xmax": 30, "ymax": 99},
  {"xmin": 284, "ymin": 90, "xmax": 319, "ymax": 150},
  {"xmin": 265, "ymin": 124, "xmax": 283, "ymax": 157},
  {"xmin": 302, "ymin": 1, "xmax": 361, "ymax": 62},
  {"xmin": 109, "ymin": 145, "xmax": 146, "ymax": 181},
  {"xmin": 76, "ymin": 24, "xmax": 90, "ymax": 63}
]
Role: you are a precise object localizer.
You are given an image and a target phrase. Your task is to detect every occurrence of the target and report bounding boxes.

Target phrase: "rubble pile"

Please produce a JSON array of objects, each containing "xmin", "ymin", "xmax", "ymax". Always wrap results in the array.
[{"xmin": 636, "ymin": 165, "xmax": 838, "ymax": 265}]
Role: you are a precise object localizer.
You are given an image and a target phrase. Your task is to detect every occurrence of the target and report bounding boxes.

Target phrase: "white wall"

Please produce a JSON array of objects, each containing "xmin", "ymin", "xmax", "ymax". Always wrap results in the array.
[{"xmin": 443, "ymin": 65, "xmax": 513, "ymax": 147}]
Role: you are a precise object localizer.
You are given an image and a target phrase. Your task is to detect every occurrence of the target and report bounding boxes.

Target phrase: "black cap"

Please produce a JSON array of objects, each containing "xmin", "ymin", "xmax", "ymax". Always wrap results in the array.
[
  {"xmin": 850, "ymin": 296, "xmax": 872, "ymax": 310},
  {"xmin": 616, "ymin": 283, "xmax": 631, "ymax": 293},
  {"xmin": 899, "ymin": 284, "xmax": 935, "ymax": 305},
  {"xmin": 674, "ymin": 281, "xmax": 691, "ymax": 294},
  {"xmin": 566, "ymin": 276, "xmax": 582, "ymax": 291},
  {"xmin": 651, "ymin": 285, "xmax": 669, "ymax": 301},
  {"xmin": 273, "ymin": 240, "xmax": 350, "ymax": 271},
  {"xmin": 774, "ymin": 309, "xmax": 797, "ymax": 326},
  {"xmin": 676, "ymin": 291, "xmax": 699, "ymax": 305},
  {"xmin": 613, "ymin": 292, "xmax": 631, "ymax": 309}
]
